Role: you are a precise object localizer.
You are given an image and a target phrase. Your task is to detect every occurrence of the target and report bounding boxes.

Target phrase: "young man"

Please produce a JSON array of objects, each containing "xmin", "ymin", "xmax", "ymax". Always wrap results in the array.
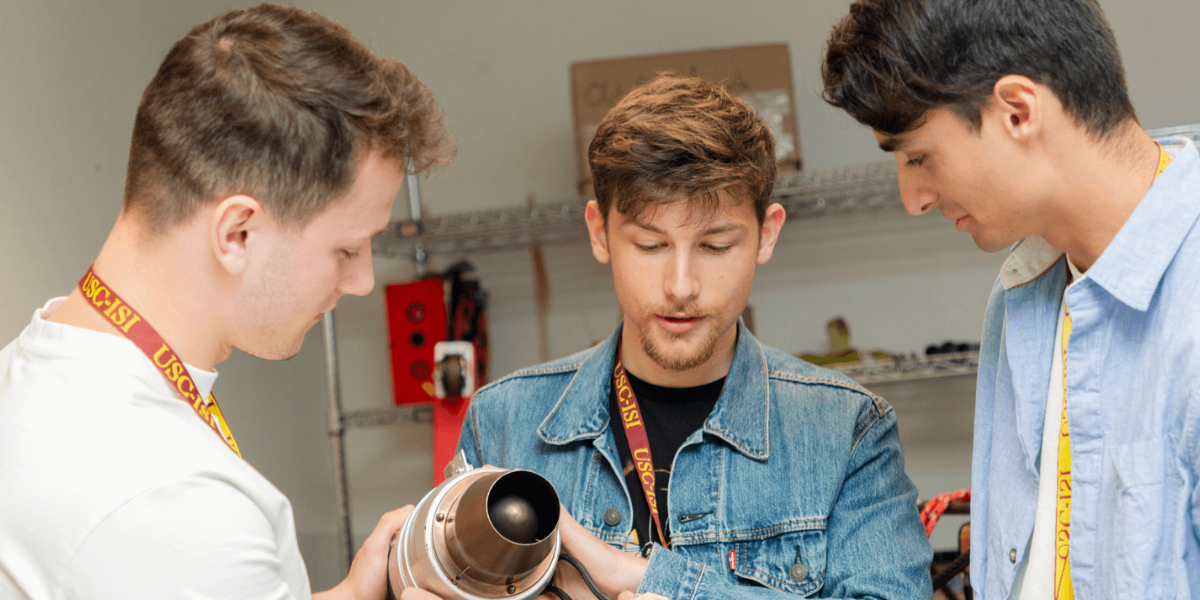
[
  {"xmin": 822, "ymin": 0, "xmax": 1200, "ymax": 597},
  {"xmin": 0, "ymin": 5, "xmax": 454, "ymax": 599},
  {"xmin": 453, "ymin": 75, "xmax": 930, "ymax": 600}
]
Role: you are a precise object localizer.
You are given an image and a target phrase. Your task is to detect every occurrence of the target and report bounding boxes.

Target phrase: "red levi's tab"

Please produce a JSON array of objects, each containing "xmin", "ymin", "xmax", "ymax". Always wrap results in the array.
[{"xmin": 78, "ymin": 265, "xmax": 241, "ymax": 456}]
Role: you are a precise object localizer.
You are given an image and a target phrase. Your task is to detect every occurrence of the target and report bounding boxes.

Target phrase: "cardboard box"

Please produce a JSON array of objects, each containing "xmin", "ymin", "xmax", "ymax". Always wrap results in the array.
[{"xmin": 570, "ymin": 44, "xmax": 801, "ymax": 198}]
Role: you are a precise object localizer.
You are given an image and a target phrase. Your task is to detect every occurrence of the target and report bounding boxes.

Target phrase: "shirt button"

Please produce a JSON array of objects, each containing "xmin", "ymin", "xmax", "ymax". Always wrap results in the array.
[
  {"xmin": 789, "ymin": 562, "xmax": 808, "ymax": 582},
  {"xmin": 1010, "ymin": 549, "xmax": 1017, "ymax": 563},
  {"xmin": 604, "ymin": 508, "xmax": 622, "ymax": 527}
]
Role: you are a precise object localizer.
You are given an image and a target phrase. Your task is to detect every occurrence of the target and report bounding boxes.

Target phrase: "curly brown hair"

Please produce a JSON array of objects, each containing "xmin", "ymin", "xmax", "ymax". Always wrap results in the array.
[
  {"xmin": 588, "ymin": 73, "xmax": 776, "ymax": 224},
  {"xmin": 123, "ymin": 3, "xmax": 455, "ymax": 234}
]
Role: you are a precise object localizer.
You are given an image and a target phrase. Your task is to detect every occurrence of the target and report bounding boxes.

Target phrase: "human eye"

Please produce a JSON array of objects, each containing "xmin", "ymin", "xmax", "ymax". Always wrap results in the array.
[
  {"xmin": 703, "ymin": 243, "xmax": 732, "ymax": 254},
  {"xmin": 636, "ymin": 243, "xmax": 664, "ymax": 253},
  {"xmin": 340, "ymin": 248, "xmax": 360, "ymax": 260},
  {"xmin": 906, "ymin": 154, "xmax": 926, "ymax": 167}
]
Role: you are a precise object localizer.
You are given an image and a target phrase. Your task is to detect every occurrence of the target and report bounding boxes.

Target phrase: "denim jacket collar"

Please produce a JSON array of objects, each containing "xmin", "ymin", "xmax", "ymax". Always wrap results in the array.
[
  {"xmin": 999, "ymin": 138, "xmax": 1200, "ymax": 312},
  {"xmin": 537, "ymin": 319, "xmax": 770, "ymax": 460}
]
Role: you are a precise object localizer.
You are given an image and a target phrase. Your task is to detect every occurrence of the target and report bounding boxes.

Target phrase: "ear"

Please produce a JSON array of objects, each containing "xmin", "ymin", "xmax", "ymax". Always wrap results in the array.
[
  {"xmin": 990, "ymin": 75, "xmax": 1043, "ymax": 141},
  {"xmin": 211, "ymin": 195, "xmax": 267, "ymax": 276},
  {"xmin": 584, "ymin": 200, "xmax": 611, "ymax": 264},
  {"xmin": 755, "ymin": 203, "xmax": 787, "ymax": 265}
]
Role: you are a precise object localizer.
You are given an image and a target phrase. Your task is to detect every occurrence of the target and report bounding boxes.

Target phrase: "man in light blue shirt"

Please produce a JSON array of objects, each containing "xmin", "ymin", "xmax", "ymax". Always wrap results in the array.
[{"xmin": 821, "ymin": 0, "xmax": 1200, "ymax": 598}]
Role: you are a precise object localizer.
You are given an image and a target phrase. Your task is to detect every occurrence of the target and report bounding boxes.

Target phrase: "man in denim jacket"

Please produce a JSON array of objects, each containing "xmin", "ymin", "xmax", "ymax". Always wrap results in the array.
[
  {"xmin": 454, "ymin": 75, "xmax": 931, "ymax": 600},
  {"xmin": 822, "ymin": 1, "xmax": 1200, "ymax": 598}
]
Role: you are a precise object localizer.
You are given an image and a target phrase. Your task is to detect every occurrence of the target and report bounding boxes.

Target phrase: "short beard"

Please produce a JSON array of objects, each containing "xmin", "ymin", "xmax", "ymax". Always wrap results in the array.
[{"xmin": 637, "ymin": 311, "xmax": 725, "ymax": 372}]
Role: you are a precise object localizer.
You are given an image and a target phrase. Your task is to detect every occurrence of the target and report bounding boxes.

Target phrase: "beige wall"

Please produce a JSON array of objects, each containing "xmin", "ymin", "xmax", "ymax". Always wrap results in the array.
[{"xmin": 2, "ymin": 0, "xmax": 1198, "ymax": 590}]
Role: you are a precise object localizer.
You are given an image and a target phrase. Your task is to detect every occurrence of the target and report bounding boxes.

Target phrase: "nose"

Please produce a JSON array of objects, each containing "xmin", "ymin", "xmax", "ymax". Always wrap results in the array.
[
  {"xmin": 896, "ymin": 163, "xmax": 936, "ymax": 216},
  {"xmin": 337, "ymin": 244, "xmax": 375, "ymax": 297},
  {"xmin": 665, "ymin": 247, "xmax": 700, "ymax": 304}
]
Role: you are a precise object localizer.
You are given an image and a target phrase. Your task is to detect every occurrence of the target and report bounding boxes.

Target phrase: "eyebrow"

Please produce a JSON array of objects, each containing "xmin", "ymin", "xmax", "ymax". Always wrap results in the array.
[
  {"xmin": 700, "ymin": 224, "xmax": 742, "ymax": 236},
  {"xmin": 878, "ymin": 136, "xmax": 910, "ymax": 153}
]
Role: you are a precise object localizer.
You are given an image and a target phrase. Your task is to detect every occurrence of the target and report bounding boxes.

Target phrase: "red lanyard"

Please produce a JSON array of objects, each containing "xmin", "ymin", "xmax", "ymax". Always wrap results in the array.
[
  {"xmin": 612, "ymin": 342, "xmax": 668, "ymax": 547},
  {"xmin": 77, "ymin": 265, "xmax": 242, "ymax": 456}
]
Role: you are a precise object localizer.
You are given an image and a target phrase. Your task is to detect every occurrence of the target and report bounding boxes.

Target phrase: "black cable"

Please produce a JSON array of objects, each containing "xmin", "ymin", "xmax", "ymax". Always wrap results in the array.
[
  {"xmin": 931, "ymin": 550, "xmax": 971, "ymax": 592},
  {"xmin": 545, "ymin": 553, "xmax": 614, "ymax": 600},
  {"xmin": 544, "ymin": 585, "xmax": 572, "ymax": 600}
]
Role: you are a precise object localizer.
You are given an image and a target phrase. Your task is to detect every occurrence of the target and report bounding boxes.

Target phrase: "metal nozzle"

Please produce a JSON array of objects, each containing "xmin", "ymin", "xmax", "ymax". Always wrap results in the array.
[
  {"xmin": 388, "ymin": 457, "xmax": 561, "ymax": 600},
  {"xmin": 445, "ymin": 470, "xmax": 560, "ymax": 582}
]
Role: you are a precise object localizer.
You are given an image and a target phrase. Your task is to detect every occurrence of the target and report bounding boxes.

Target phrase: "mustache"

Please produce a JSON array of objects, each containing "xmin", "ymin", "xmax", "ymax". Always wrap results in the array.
[{"xmin": 646, "ymin": 303, "xmax": 705, "ymax": 318}]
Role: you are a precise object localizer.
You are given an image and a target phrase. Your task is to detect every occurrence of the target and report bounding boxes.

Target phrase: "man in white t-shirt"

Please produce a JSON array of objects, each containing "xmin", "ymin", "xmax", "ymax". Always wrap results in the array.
[{"xmin": 0, "ymin": 5, "xmax": 456, "ymax": 599}]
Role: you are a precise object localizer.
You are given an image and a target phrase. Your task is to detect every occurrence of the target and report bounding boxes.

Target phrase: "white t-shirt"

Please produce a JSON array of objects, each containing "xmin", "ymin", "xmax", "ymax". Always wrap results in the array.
[
  {"xmin": 0, "ymin": 298, "xmax": 311, "ymax": 600},
  {"xmin": 1012, "ymin": 259, "xmax": 1083, "ymax": 599}
]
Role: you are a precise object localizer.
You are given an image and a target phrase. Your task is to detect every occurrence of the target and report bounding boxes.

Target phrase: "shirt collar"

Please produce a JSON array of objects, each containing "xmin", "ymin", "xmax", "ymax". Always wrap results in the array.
[
  {"xmin": 538, "ymin": 319, "xmax": 770, "ymax": 460},
  {"xmin": 29, "ymin": 297, "xmax": 219, "ymax": 400},
  {"xmin": 999, "ymin": 236, "xmax": 1063, "ymax": 290},
  {"xmin": 998, "ymin": 137, "xmax": 1200, "ymax": 311},
  {"xmin": 1085, "ymin": 138, "xmax": 1200, "ymax": 311}
]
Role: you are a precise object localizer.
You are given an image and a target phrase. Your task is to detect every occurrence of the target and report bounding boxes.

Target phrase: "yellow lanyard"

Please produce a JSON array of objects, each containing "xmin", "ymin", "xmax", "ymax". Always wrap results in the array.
[{"xmin": 1055, "ymin": 144, "xmax": 1171, "ymax": 598}]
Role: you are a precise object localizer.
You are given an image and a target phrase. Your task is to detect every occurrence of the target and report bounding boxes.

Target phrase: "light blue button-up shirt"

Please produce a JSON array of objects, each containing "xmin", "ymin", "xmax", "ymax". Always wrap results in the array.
[{"xmin": 972, "ymin": 137, "xmax": 1200, "ymax": 599}]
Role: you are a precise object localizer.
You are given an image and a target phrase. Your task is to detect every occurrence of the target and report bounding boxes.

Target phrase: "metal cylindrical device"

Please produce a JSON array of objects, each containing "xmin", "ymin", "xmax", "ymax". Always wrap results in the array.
[{"xmin": 388, "ymin": 454, "xmax": 561, "ymax": 600}]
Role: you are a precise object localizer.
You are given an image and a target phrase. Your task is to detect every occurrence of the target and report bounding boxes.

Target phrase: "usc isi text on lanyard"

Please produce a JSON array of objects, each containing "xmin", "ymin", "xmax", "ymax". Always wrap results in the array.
[
  {"xmin": 612, "ymin": 342, "xmax": 670, "ymax": 548},
  {"xmin": 78, "ymin": 265, "xmax": 242, "ymax": 457},
  {"xmin": 1053, "ymin": 145, "xmax": 1172, "ymax": 600}
]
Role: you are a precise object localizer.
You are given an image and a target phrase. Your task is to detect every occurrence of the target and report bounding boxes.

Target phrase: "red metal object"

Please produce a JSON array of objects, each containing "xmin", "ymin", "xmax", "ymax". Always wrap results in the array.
[{"xmin": 385, "ymin": 278, "xmax": 447, "ymax": 405}]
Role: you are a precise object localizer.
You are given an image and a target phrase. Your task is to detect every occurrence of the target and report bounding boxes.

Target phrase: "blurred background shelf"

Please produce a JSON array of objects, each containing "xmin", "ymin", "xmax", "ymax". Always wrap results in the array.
[
  {"xmin": 825, "ymin": 351, "xmax": 980, "ymax": 385},
  {"xmin": 374, "ymin": 124, "xmax": 1200, "ymax": 260}
]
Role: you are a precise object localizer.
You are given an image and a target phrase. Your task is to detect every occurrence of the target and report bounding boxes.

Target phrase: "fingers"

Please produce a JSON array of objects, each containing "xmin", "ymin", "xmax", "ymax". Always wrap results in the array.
[
  {"xmin": 363, "ymin": 505, "xmax": 415, "ymax": 553},
  {"xmin": 399, "ymin": 587, "xmax": 445, "ymax": 600},
  {"xmin": 338, "ymin": 505, "xmax": 417, "ymax": 600}
]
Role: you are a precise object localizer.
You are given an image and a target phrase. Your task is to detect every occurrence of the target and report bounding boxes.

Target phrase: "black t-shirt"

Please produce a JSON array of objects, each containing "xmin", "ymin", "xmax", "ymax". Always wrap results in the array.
[{"xmin": 608, "ymin": 369, "xmax": 724, "ymax": 547}]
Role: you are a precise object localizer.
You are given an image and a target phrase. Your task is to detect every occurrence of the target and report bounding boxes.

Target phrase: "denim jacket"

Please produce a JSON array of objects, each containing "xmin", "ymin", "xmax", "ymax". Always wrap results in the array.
[
  {"xmin": 971, "ymin": 138, "xmax": 1200, "ymax": 599},
  {"xmin": 457, "ymin": 321, "xmax": 932, "ymax": 599}
]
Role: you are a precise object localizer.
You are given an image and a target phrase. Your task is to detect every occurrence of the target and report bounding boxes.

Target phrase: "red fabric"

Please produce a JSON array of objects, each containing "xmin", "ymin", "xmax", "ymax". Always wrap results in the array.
[{"xmin": 921, "ymin": 489, "xmax": 971, "ymax": 537}]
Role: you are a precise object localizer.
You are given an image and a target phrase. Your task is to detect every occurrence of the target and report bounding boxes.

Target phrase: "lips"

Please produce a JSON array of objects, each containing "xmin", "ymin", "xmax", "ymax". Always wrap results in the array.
[
  {"xmin": 656, "ymin": 314, "xmax": 702, "ymax": 334},
  {"xmin": 943, "ymin": 212, "xmax": 969, "ymax": 231}
]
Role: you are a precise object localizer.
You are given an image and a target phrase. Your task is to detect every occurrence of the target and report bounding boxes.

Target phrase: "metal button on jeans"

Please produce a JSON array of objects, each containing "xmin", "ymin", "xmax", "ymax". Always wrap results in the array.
[
  {"xmin": 604, "ymin": 508, "xmax": 622, "ymax": 527},
  {"xmin": 789, "ymin": 562, "xmax": 808, "ymax": 582},
  {"xmin": 1009, "ymin": 549, "xmax": 1017, "ymax": 563}
]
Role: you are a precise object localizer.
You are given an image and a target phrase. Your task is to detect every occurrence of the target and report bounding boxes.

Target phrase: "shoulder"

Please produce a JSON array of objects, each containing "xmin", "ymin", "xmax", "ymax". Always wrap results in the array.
[
  {"xmin": 471, "ymin": 344, "xmax": 599, "ymax": 408},
  {"xmin": 759, "ymin": 344, "xmax": 891, "ymax": 422}
]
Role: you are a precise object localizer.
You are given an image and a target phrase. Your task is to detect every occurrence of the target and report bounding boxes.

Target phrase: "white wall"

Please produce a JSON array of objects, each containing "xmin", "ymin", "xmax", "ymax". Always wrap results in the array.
[{"xmin": 2, "ymin": 0, "xmax": 1198, "ymax": 590}]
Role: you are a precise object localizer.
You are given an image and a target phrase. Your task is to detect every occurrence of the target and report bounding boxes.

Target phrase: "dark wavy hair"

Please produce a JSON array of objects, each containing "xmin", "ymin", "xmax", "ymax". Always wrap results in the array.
[
  {"xmin": 588, "ymin": 73, "xmax": 777, "ymax": 224},
  {"xmin": 821, "ymin": 0, "xmax": 1136, "ymax": 137},
  {"xmin": 124, "ymin": 3, "xmax": 455, "ymax": 234}
]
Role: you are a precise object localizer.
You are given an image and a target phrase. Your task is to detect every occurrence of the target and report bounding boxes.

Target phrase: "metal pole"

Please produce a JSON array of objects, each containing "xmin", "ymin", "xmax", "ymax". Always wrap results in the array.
[
  {"xmin": 323, "ymin": 311, "xmax": 354, "ymax": 573},
  {"xmin": 407, "ymin": 165, "xmax": 428, "ymax": 278}
]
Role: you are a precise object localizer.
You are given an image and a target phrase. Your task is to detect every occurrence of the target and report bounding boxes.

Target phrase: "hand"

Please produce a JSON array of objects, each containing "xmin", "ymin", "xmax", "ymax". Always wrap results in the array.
[
  {"xmin": 316, "ymin": 505, "xmax": 415, "ymax": 600},
  {"xmin": 537, "ymin": 506, "xmax": 647, "ymax": 600},
  {"xmin": 399, "ymin": 589, "xmax": 445, "ymax": 600}
]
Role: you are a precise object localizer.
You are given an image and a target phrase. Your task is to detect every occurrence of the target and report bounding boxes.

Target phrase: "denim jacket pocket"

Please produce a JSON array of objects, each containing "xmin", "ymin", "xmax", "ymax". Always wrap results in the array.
[
  {"xmin": 1108, "ymin": 438, "xmax": 1167, "ymax": 599},
  {"xmin": 731, "ymin": 529, "xmax": 827, "ymax": 596}
]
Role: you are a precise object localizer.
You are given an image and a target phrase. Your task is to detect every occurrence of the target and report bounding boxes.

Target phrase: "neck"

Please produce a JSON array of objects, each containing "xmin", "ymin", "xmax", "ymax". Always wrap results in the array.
[
  {"xmin": 48, "ymin": 212, "xmax": 230, "ymax": 371},
  {"xmin": 1038, "ymin": 121, "xmax": 1160, "ymax": 271},
  {"xmin": 618, "ymin": 319, "xmax": 737, "ymax": 388}
]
